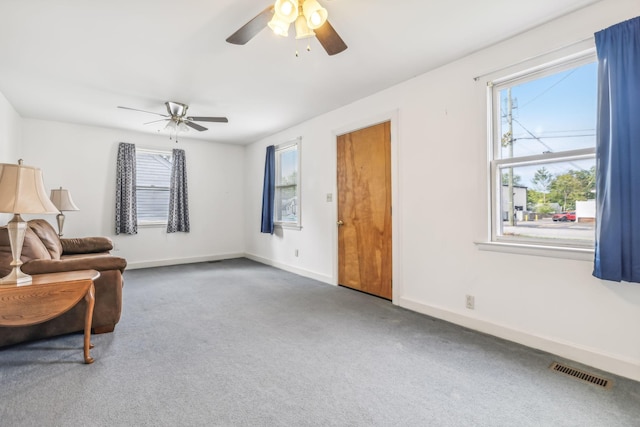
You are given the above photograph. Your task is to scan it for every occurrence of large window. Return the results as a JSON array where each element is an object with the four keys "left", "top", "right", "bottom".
[
  {"left": 136, "top": 149, "right": 172, "bottom": 224},
  {"left": 489, "top": 53, "right": 597, "bottom": 249},
  {"left": 274, "top": 140, "right": 301, "bottom": 228}
]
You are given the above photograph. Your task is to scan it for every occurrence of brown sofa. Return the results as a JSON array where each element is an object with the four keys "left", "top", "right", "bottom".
[{"left": 0, "top": 219, "right": 127, "bottom": 347}]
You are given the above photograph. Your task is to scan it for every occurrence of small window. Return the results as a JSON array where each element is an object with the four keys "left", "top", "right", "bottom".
[
  {"left": 274, "top": 140, "right": 301, "bottom": 228},
  {"left": 489, "top": 54, "right": 596, "bottom": 249},
  {"left": 136, "top": 149, "right": 172, "bottom": 225}
]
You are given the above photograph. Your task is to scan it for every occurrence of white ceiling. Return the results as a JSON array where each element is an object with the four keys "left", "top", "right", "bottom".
[{"left": 0, "top": 0, "right": 599, "bottom": 145}]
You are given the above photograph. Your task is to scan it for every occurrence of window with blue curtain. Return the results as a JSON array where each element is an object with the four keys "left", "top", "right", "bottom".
[
  {"left": 260, "top": 145, "right": 275, "bottom": 234},
  {"left": 593, "top": 16, "right": 640, "bottom": 282}
]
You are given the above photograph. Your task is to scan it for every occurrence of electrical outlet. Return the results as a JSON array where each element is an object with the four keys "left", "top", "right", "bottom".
[
  {"left": 326, "top": 193, "right": 333, "bottom": 202},
  {"left": 295, "top": 249, "right": 299, "bottom": 257},
  {"left": 466, "top": 295, "right": 475, "bottom": 310}
]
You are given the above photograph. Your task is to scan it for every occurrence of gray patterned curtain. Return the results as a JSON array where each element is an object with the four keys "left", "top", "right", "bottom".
[
  {"left": 115, "top": 142, "right": 137, "bottom": 235},
  {"left": 167, "top": 148, "right": 190, "bottom": 233}
]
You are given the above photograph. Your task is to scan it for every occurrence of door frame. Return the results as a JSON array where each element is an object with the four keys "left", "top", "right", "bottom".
[{"left": 331, "top": 110, "right": 401, "bottom": 303}]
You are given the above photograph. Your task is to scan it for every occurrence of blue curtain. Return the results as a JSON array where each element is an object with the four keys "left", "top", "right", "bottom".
[
  {"left": 167, "top": 149, "right": 190, "bottom": 233},
  {"left": 115, "top": 142, "right": 137, "bottom": 235},
  {"left": 260, "top": 145, "right": 275, "bottom": 234},
  {"left": 593, "top": 17, "right": 640, "bottom": 282}
]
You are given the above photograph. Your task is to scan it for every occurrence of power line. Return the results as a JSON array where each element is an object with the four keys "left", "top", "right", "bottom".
[
  {"left": 519, "top": 68, "right": 579, "bottom": 109},
  {"left": 512, "top": 117, "right": 554, "bottom": 152}
]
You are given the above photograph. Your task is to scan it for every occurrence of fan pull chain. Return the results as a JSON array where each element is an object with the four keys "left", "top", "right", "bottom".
[{"left": 294, "top": 41, "right": 312, "bottom": 58}]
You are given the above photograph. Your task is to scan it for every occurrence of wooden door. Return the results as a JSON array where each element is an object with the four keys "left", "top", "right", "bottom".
[{"left": 337, "top": 121, "right": 392, "bottom": 300}]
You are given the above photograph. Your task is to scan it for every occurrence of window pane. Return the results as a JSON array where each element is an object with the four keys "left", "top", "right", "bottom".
[
  {"left": 498, "top": 159, "right": 595, "bottom": 245},
  {"left": 278, "top": 148, "right": 298, "bottom": 185},
  {"left": 136, "top": 151, "right": 172, "bottom": 222},
  {"left": 274, "top": 141, "right": 300, "bottom": 226},
  {"left": 137, "top": 188, "right": 170, "bottom": 221},
  {"left": 498, "top": 62, "right": 597, "bottom": 159},
  {"left": 275, "top": 186, "right": 297, "bottom": 222}
]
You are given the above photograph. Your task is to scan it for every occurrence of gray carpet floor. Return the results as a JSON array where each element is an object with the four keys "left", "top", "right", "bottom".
[{"left": 0, "top": 258, "right": 639, "bottom": 426}]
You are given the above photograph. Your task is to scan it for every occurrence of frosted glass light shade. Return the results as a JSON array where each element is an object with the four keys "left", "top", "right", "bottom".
[
  {"left": 303, "top": 0, "right": 327, "bottom": 29},
  {"left": 164, "top": 120, "right": 178, "bottom": 132},
  {"left": 274, "top": 0, "right": 298, "bottom": 23},
  {"left": 268, "top": 14, "right": 290, "bottom": 37},
  {"left": 178, "top": 122, "right": 190, "bottom": 133},
  {"left": 294, "top": 14, "right": 315, "bottom": 39}
]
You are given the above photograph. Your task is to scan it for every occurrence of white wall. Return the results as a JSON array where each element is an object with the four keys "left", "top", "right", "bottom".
[
  {"left": 244, "top": 0, "right": 640, "bottom": 381},
  {"left": 0, "top": 90, "right": 22, "bottom": 223},
  {"left": 21, "top": 119, "right": 245, "bottom": 268},
  {"left": 0, "top": 91, "right": 21, "bottom": 163}
]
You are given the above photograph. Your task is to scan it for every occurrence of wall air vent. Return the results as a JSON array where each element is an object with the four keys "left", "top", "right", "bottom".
[{"left": 549, "top": 362, "right": 613, "bottom": 389}]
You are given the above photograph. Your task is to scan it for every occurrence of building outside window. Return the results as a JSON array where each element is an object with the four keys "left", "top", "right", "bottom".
[
  {"left": 489, "top": 52, "right": 597, "bottom": 249},
  {"left": 274, "top": 140, "right": 301, "bottom": 228},
  {"left": 136, "top": 149, "right": 172, "bottom": 225}
]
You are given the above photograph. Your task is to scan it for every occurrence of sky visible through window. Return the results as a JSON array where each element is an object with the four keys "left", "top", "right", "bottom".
[{"left": 499, "top": 61, "right": 597, "bottom": 186}]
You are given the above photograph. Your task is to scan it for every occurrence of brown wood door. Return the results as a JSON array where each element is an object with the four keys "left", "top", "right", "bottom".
[{"left": 337, "top": 121, "right": 392, "bottom": 300}]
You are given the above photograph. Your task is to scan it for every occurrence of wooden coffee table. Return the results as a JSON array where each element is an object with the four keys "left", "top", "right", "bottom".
[{"left": 0, "top": 269, "right": 100, "bottom": 364}]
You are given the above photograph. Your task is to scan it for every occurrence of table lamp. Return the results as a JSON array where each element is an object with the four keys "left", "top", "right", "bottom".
[
  {"left": 0, "top": 160, "right": 59, "bottom": 285},
  {"left": 50, "top": 187, "right": 80, "bottom": 236}
]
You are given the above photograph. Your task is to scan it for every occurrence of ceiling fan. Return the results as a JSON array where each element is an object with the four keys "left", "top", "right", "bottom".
[
  {"left": 117, "top": 101, "right": 228, "bottom": 135},
  {"left": 226, "top": 0, "right": 347, "bottom": 56}
]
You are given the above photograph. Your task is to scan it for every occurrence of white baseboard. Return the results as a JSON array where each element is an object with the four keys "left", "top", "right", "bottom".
[
  {"left": 126, "top": 253, "right": 245, "bottom": 270},
  {"left": 244, "top": 253, "right": 334, "bottom": 285},
  {"left": 398, "top": 296, "right": 640, "bottom": 382}
]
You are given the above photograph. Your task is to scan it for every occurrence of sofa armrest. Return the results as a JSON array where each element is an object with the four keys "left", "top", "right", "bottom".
[
  {"left": 21, "top": 256, "right": 127, "bottom": 276},
  {"left": 61, "top": 237, "right": 113, "bottom": 255}
]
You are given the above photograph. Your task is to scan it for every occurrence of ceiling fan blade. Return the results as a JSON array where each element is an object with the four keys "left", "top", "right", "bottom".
[
  {"left": 186, "top": 116, "right": 229, "bottom": 123},
  {"left": 315, "top": 20, "right": 348, "bottom": 56},
  {"left": 143, "top": 119, "right": 169, "bottom": 125},
  {"left": 226, "top": 5, "right": 274, "bottom": 45},
  {"left": 117, "top": 106, "right": 168, "bottom": 118},
  {"left": 184, "top": 121, "right": 208, "bottom": 132}
]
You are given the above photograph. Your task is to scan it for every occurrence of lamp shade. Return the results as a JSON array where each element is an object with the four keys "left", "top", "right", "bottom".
[
  {"left": 50, "top": 187, "right": 80, "bottom": 211},
  {"left": 0, "top": 162, "right": 58, "bottom": 214}
]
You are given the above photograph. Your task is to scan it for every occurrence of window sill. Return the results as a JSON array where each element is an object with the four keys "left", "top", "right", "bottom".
[
  {"left": 475, "top": 241, "right": 594, "bottom": 261},
  {"left": 275, "top": 223, "right": 302, "bottom": 231},
  {"left": 138, "top": 221, "right": 167, "bottom": 228}
]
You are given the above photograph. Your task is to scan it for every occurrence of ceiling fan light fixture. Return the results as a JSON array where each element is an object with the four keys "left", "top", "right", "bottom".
[
  {"left": 302, "top": 0, "right": 327, "bottom": 30},
  {"left": 178, "top": 121, "right": 189, "bottom": 133},
  {"left": 274, "top": 0, "right": 298, "bottom": 23},
  {"left": 268, "top": 14, "right": 290, "bottom": 37},
  {"left": 294, "top": 14, "right": 315, "bottom": 39},
  {"left": 164, "top": 120, "right": 177, "bottom": 132}
]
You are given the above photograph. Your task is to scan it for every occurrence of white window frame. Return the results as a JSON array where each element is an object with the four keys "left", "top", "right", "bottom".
[
  {"left": 485, "top": 50, "right": 597, "bottom": 256},
  {"left": 136, "top": 148, "right": 172, "bottom": 227},
  {"left": 274, "top": 138, "right": 302, "bottom": 230}
]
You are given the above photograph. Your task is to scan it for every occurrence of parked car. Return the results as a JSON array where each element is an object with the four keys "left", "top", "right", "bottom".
[{"left": 552, "top": 211, "right": 576, "bottom": 222}]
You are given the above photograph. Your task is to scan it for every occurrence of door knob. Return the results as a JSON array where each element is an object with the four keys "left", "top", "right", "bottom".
[{"left": 337, "top": 220, "right": 344, "bottom": 226}]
